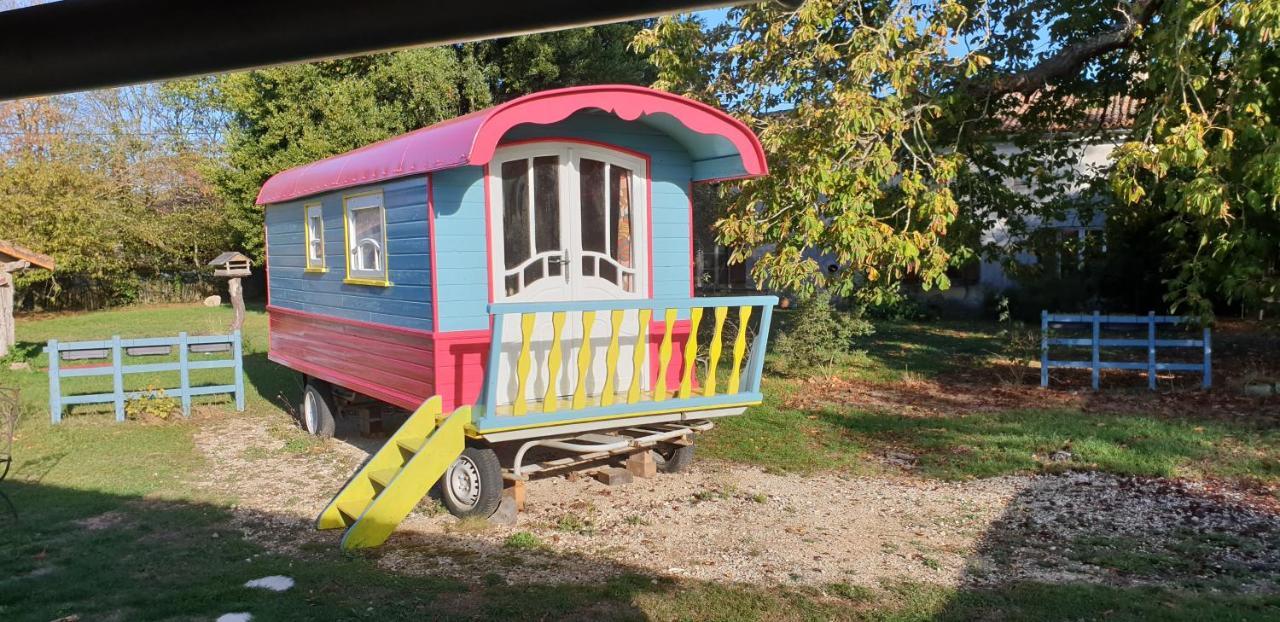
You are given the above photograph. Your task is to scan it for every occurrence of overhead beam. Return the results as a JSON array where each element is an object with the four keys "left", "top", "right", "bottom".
[{"left": 0, "top": 0, "right": 735, "bottom": 100}]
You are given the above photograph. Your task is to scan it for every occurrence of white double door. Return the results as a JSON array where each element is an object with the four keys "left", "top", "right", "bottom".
[{"left": 488, "top": 142, "right": 649, "bottom": 406}]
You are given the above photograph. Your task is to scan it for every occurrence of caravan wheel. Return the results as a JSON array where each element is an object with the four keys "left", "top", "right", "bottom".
[
  {"left": 439, "top": 446, "right": 503, "bottom": 518},
  {"left": 301, "top": 380, "right": 336, "bottom": 438}
]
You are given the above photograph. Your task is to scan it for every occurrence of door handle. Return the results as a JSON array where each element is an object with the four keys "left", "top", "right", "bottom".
[{"left": 548, "top": 250, "right": 570, "bottom": 266}]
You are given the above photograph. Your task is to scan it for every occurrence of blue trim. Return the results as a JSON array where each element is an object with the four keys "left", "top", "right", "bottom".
[
  {"left": 1040, "top": 309, "right": 1211, "bottom": 391},
  {"left": 476, "top": 393, "right": 764, "bottom": 433},
  {"left": 488, "top": 295, "right": 779, "bottom": 315},
  {"left": 45, "top": 332, "right": 245, "bottom": 424}
]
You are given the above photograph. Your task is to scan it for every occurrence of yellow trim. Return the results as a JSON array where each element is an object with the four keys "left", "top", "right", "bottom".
[
  {"left": 654, "top": 308, "right": 677, "bottom": 401},
  {"left": 571, "top": 310, "right": 596, "bottom": 409},
  {"left": 341, "top": 189, "right": 389, "bottom": 285},
  {"left": 600, "top": 309, "right": 624, "bottom": 407},
  {"left": 304, "top": 267, "right": 329, "bottom": 274},
  {"left": 303, "top": 202, "right": 326, "bottom": 271},
  {"left": 679, "top": 307, "right": 703, "bottom": 399},
  {"left": 543, "top": 311, "right": 566, "bottom": 413},
  {"left": 342, "top": 277, "right": 393, "bottom": 287},
  {"left": 704, "top": 306, "right": 728, "bottom": 397},
  {"left": 627, "top": 308, "right": 652, "bottom": 404},
  {"left": 728, "top": 305, "right": 753, "bottom": 394},
  {"left": 513, "top": 313, "right": 535, "bottom": 416},
  {"left": 474, "top": 400, "right": 761, "bottom": 434}
]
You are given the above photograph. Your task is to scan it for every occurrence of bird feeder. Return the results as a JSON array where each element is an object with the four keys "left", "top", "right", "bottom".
[
  {"left": 208, "top": 252, "right": 253, "bottom": 331},
  {"left": 0, "top": 240, "right": 55, "bottom": 358}
]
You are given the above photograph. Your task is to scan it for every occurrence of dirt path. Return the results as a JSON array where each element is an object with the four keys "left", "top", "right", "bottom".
[{"left": 192, "top": 414, "right": 1280, "bottom": 592}]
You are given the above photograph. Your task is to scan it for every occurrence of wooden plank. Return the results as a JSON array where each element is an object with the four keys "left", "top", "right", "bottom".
[
  {"left": 678, "top": 307, "right": 703, "bottom": 399},
  {"left": 600, "top": 310, "right": 623, "bottom": 407},
  {"left": 703, "top": 306, "right": 727, "bottom": 397},
  {"left": 571, "top": 311, "right": 596, "bottom": 409},
  {"left": 728, "top": 306, "right": 752, "bottom": 394},
  {"left": 654, "top": 308, "right": 677, "bottom": 401},
  {"left": 542, "top": 311, "right": 566, "bottom": 413}
]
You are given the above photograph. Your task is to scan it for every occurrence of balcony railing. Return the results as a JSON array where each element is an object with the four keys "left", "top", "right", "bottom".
[{"left": 476, "top": 295, "right": 778, "bottom": 432}]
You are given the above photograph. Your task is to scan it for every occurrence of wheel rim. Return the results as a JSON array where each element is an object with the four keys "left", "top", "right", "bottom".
[
  {"left": 303, "top": 390, "right": 319, "bottom": 434},
  {"left": 444, "top": 455, "right": 482, "bottom": 510}
]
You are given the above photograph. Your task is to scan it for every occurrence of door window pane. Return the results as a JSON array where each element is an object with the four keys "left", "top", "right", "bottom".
[
  {"left": 501, "top": 159, "right": 530, "bottom": 271},
  {"left": 533, "top": 156, "right": 560, "bottom": 254},
  {"left": 579, "top": 158, "right": 606, "bottom": 254},
  {"left": 609, "top": 164, "right": 635, "bottom": 291}
]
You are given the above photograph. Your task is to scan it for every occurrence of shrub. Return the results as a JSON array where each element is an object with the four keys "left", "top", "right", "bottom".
[
  {"left": 124, "top": 386, "right": 181, "bottom": 422},
  {"left": 503, "top": 531, "right": 545, "bottom": 550},
  {"left": 768, "top": 292, "right": 874, "bottom": 374}
]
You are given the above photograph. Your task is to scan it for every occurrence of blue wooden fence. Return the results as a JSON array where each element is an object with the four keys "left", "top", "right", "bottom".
[
  {"left": 1040, "top": 311, "right": 1211, "bottom": 391},
  {"left": 46, "top": 331, "right": 244, "bottom": 423}
]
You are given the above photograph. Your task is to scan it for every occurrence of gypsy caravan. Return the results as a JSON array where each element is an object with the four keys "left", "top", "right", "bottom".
[{"left": 258, "top": 85, "right": 777, "bottom": 548}]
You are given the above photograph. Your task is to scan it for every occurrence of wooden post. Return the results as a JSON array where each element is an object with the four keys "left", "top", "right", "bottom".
[
  {"left": 47, "top": 339, "right": 61, "bottom": 424},
  {"left": 0, "top": 260, "right": 29, "bottom": 358},
  {"left": 178, "top": 332, "right": 191, "bottom": 417},
  {"left": 1202, "top": 326, "right": 1212, "bottom": 389},
  {"left": 228, "top": 277, "right": 245, "bottom": 332},
  {"left": 111, "top": 335, "right": 125, "bottom": 422},
  {"left": 1091, "top": 311, "right": 1101, "bottom": 391},
  {"left": 1040, "top": 310, "right": 1049, "bottom": 388},
  {"left": 1147, "top": 312, "right": 1157, "bottom": 391}
]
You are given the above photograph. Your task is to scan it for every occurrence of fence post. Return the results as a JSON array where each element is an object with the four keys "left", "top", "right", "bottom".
[
  {"left": 747, "top": 302, "right": 773, "bottom": 393},
  {"left": 47, "top": 339, "right": 61, "bottom": 424},
  {"left": 1203, "top": 326, "right": 1212, "bottom": 389},
  {"left": 1040, "top": 310, "right": 1049, "bottom": 388},
  {"left": 178, "top": 332, "right": 191, "bottom": 417},
  {"left": 481, "top": 317, "right": 505, "bottom": 422},
  {"left": 232, "top": 330, "right": 245, "bottom": 411},
  {"left": 1091, "top": 311, "right": 1101, "bottom": 391},
  {"left": 111, "top": 335, "right": 125, "bottom": 421},
  {"left": 1147, "top": 311, "right": 1156, "bottom": 391}
]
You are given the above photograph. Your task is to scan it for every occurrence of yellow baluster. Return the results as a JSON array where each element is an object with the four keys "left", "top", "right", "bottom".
[
  {"left": 727, "top": 306, "right": 753, "bottom": 394},
  {"left": 571, "top": 311, "right": 596, "bottom": 409},
  {"left": 679, "top": 307, "right": 703, "bottom": 399},
  {"left": 627, "top": 309, "right": 652, "bottom": 404},
  {"left": 601, "top": 310, "right": 624, "bottom": 406},
  {"left": 542, "top": 311, "right": 566, "bottom": 413},
  {"left": 703, "top": 306, "right": 728, "bottom": 397},
  {"left": 513, "top": 313, "right": 536, "bottom": 416},
  {"left": 655, "top": 308, "right": 677, "bottom": 401}
]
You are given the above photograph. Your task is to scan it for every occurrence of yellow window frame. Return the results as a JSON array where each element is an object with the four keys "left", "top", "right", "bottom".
[
  {"left": 303, "top": 202, "right": 327, "bottom": 273},
  {"left": 342, "top": 190, "right": 392, "bottom": 287}
]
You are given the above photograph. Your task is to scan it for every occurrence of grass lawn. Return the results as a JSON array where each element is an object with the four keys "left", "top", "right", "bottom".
[{"left": 1, "top": 304, "right": 1277, "bottom": 620}]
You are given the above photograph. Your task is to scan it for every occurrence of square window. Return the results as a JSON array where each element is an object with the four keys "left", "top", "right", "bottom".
[
  {"left": 305, "top": 204, "right": 325, "bottom": 271},
  {"left": 344, "top": 192, "right": 387, "bottom": 284}
]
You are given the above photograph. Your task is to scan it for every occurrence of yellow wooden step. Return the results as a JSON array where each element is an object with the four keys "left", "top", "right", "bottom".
[
  {"left": 336, "top": 499, "right": 370, "bottom": 522},
  {"left": 396, "top": 436, "right": 426, "bottom": 453},
  {"left": 368, "top": 468, "right": 399, "bottom": 488}
]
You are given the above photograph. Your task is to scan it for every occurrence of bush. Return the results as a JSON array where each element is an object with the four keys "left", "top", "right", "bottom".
[
  {"left": 124, "top": 386, "right": 181, "bottom": 422},
  {"left": 768, "top": 293, "right": 874, "bottom": 374}
]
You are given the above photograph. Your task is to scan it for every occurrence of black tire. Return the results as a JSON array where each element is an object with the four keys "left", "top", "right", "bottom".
[
  {"left": 437, "top": 445, "right": 503, "bottom": 518},
  {"left": 301, "top": 379, "right": 336, "bottom": 438},
  {"left": 653, "top": 442, "right": 695, "bottom": 474}
]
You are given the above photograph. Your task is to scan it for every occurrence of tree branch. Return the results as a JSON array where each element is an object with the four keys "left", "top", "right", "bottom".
[{"left": 980, "top": 0, "right": 1163, "bottom": 96}]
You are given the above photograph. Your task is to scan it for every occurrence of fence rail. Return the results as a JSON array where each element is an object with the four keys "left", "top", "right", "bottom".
[
  {"left": 46, "top": 331, "right": 245, "bottom": 423},
  {"left": 1040, "top": 311, "right": 1210, "bottom": 391},
  {"left": 478, "top": 296, "right": 777, "bottom": 432}
]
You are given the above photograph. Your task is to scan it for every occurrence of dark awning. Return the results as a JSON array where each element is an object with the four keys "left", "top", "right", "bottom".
[{"left": 0, "top": 0, "right": 737, "bottom": 101}]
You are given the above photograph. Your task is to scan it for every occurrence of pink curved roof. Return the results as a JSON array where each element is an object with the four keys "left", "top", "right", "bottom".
[{"left": 257, "top": 84, "right": 768, "bottom": 205}]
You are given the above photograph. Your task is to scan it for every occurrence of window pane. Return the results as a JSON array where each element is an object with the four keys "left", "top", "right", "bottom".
[
  {"left": 350, "top": 206, "right": 383, "bottom": 272},
  {"left": 579, "top": 158, "right": 606, "bottom": 254},
  {"left": 609, "top": 164, "right": 634, "bottom": 269},
  {"left": 501, "top": 159, "right": 530, "bottom": 270},
  {"left": 599, "top": 262, "right": 617, "bottom": 285},
  {"left": 308, "top": 214, "right": 323, "bottom": 262},
  {"left": 533, "top": 156, "right": 560, "bottom": 254}
]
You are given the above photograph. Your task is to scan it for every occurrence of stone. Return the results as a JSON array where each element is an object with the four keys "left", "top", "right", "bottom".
[
  {"left": 8, "top": 361, "right": 29, "bottom": 371},
  {"left": 1049, "top": 450, "right": 1073, "bottom": 463},
  {"left": 488, "top": 495, "right": 519, "bottom": 527},
  {"left": 203, "top": 295, "right": 222, "bottom": 307},
  {"left": 593, "top": 467, "right": 634, "bottom": 486},
  {"left": 626, "top": 450, "right": 657, "bottom": 479},
  {"left": 244, "top": 575, "right": 294, "bottom": 592}
]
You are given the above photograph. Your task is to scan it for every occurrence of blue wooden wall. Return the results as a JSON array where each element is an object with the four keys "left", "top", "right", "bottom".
[
  {"left": 265, "top": 176, "right": 434, "bottom": 331},
  {"left": 432, "top": 111, "right": 696, "bottom": 332}
]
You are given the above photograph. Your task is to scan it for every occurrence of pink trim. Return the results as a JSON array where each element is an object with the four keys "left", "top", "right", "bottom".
[
  {"left": 256, "top": 85, "right": 767, "bottom": 205},
  {"left": 271, "top": 352, "right": 423, "bottom": 411},
  {"left": 266, "top": 304, "right": 435, "bottom": 339},
  {"left": 427, "top": 173, "right": 441, "bottom": 332},
  {"left": 687, "top": 181, "right": 695, "bottom": 298},
  {"left": 483, "top": 163, "right": 494, "bottom": 305},
  {"left": 263, "top": 219, "right": 271, "bottom": 306}
]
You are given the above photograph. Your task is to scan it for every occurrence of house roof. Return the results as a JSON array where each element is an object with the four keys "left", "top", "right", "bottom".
[
  {"left": 256, "top": 84, "right": 769, "bottom": 205},
  {"left": 0, "top": 240, "right": 55, "bottom": 271},
  {"left": 998, "top": 93, "right": 1140, "bottom": 133}
]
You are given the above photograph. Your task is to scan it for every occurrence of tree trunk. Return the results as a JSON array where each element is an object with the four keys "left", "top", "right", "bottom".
[
  {"left": 228, "top": 277, "right": 245, "bottom": 332},
  {"left": 0, "top": 277, "right": 12, "bottom": 359}
]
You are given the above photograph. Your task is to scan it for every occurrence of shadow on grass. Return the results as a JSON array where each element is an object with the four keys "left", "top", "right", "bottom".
[
  {"left": 3, "top": 475, "right": 1278, "bottom": 621},
  {"left": 241, "top": 351, "right": 302, "bottom": 414}
]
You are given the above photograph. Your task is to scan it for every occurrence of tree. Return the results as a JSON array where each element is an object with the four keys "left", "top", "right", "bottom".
[
  {"left": 468, "top": 22, "right": 656, "bottom": 101},
  {"left": 637, "top": 1, "right": 1280, "bottom": 317},
  {"left": 201, "top": 49, "right": 492, "bottom": 260}
]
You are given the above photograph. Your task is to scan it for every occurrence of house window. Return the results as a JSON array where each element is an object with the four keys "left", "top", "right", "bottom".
[
  {"left": 304, "top": 203, "right": 325, "bottom": 272},
  {"left": 343, "top": 191, "right": 388, "bottom": 285}
]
